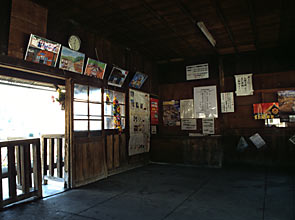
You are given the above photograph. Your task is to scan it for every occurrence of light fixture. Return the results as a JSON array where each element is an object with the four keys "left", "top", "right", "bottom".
[{"left": 197, "top": 21, "right": 216, "bottom": 47}]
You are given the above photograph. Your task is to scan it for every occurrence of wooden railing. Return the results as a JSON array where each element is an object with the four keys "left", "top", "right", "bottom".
[
  {"left": 41, "top": 134, "right": 65, "bottom": 182},
  {"left": 0, "top": 138, "right": 42, "bottom": 209}
]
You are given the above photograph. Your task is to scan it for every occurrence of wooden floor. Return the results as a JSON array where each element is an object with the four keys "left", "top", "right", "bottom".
[{"left": 0, "top": 164, "right": 294, "bottom": 220}]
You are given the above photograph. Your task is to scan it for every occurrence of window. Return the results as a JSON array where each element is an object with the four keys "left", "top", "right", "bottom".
[
  {"left": 73, "top": 84, "right": 102, "bottom": 131},
  {"left": 104, "top": 89, "right": 126, "bottom": 130}
]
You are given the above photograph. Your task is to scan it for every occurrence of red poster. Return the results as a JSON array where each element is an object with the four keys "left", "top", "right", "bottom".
[
  {"left": 150, "top": 98, "right": 159, "bottom": 124},
  {"left": 253, "top": 102, "right": 279, "bottom": 120}
]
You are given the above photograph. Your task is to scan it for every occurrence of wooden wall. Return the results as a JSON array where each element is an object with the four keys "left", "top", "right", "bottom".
[
  {"left": 0, "top": 0, "right": 11, "bottom": 55},
  {"left": 8, "top": 0, "right": 47, "bottom": 59},
  {"left": 155, "top": 68, "right": 295, "bottom": 168}
]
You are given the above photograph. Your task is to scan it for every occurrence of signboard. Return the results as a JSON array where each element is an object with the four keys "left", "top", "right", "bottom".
[
  {"left": 220, "top": 92, "right": 234, "bottom": 113},
  {"left": 150, "top": 98, "right": 159, "bottom": 125},
  {"left": 234, "top": 74, "right": 254, "bottom": 96},
  {"left": 186, "top": 63, "right": 209, "bottom": 80},
  {"left": 194, "top": 85, "right": 218, "bottom": 118},
  {"left": 253, "top": 102, "right": 279, "bottom": 120},
  {"left": 202, "top": 118, "right": 215, "bottom": 135}
]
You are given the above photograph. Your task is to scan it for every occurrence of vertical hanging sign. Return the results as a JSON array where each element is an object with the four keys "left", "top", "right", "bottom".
[{"left": 150, "top": 98, "right": 159, "bottom": 125}]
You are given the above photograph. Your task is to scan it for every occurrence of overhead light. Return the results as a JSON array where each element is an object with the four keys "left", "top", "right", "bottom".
[{"left": 197, "top": 21, "right": 216, "bottom": 47}]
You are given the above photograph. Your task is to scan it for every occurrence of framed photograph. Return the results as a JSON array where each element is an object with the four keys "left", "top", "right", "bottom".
[
  {"left": 129, "top": 72, "right": 148, "bottom": 89},
  {"left": 84, "top": 58, "right": 107, "bottom": 79},
  {"left": 24, "top": 34, "right": 61, "bottom": 67},
  {"left": 59, "top": 46, "right": 85, "bottom": 74},
  {"left": 108, "top": 67, "right": 128, "bottom": 87}
]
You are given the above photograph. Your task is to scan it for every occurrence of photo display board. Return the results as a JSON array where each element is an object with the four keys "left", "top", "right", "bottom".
[
  {"left": 129, "top": 89, "right": 150, "bottom": 156},
  {"left": 194, "top": 85, "right": 218, "bottom": 118}
]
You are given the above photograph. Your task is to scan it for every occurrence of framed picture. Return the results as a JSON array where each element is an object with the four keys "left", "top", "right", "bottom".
[
  {"left": 84, "top": 58, "right": 107, "bottom": 79},
  {"left": 129, "top": 72, "right": 148, "bottom": 89},
  {"left": 59, "top": 46, "right": 85, "bottom": 74},
  {"left": 24, "top": 34, "right": 61, "bottom": 67},
  {"left": 108, "top": 67, "right": 128, "bottom": 87}
]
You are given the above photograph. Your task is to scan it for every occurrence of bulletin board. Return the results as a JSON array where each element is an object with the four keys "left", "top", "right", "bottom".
[{"left": 129, "top": 89, "right": 150, "bottom": 156}]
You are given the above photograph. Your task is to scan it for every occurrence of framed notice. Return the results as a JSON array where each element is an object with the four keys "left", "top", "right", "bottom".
[
  {"left": 194, "top": 85, "right": 218, "bottom": 118},
  {"left": 186, "top": 63, "right": 209, "bottom": 80},
  {"left": 25, "top": 34, "right": 61, "bottom": 67},
  {"left": 202, "top": 118, "right": 215, "bottom": 135},
  {"left": 180, "top": 99, "right": 195, "bottom": 119},
  {"left": 181, "top": 119, "right": 197, "bottom": 130},
  {"left": 221, "top": 92, "right": 234, "bottom": 113},
  {"left": 234, "top": 74, "right": 254, "bottom": 96}
]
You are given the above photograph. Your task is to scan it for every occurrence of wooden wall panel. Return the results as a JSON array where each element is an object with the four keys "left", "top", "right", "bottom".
[
  {"left": 113, "top": 135, "right": 120, "bottom": 168},
  {"left": 106, "top": 135, "right": 113, "bottom": 171},
  {"left": 73, "top": 137, "right": 107, "bottom": 187},
  {"left": 120, "top": 134, "right": 127, "bottom": 165},
  {"left": 8, "top": 0, "right": 47, "bottom": 59}
]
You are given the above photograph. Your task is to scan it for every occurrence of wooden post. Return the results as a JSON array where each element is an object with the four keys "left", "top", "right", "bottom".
[
  {"left": 33, "top": 141, "right": 42, "bottom": 198},
  {"left": 16, "top": 146, "right": 22, "bottom": 186},
  {"left": 20, "top": 144, "right": 30, "bottom": 193},
  {"left": 42, "top": 137, "right": 48, "bottom": 177},
  {"left": 8, "top": 145, "right": 16, "bottom": 199},
  {"left": 57, "top": 138, "right": 63, "bottom": 178},
  {"left": 49, "top": 138, "right": 55, "bottom": 177}
]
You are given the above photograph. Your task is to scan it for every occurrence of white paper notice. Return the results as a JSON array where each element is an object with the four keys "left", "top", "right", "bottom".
[
  {"left": 181, "top": 119, "right": 197, "bottom": 130},
  {"left": 194, "top": 85, "right": 218, "bottom": 118},
  {"left": 234, "top": 74, "right": 254, "bottom": 96},
  {"left": 186, "top": 63, "right": 209, "bottom": 80},
  {"left": 180, "top": 99, "right": 195, "bottom": 119},
  {"left": 249, "top": 133, "right": 266, "bottom": 149},
  {"left": 221, "top": 92, "right": 234, "bottom": 113},
  {"left": 202, "top": 118, "right": 214, "bottom": 135}
]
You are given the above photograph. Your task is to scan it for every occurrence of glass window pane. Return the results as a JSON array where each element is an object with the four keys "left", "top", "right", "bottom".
[
  {"left": 104, "top": 103, "right": 113, "bottom": 116},
  {"left": 74, "top": 120, "right": 88, "bottom": 131},
  {"left": 121, "top": 117, "right": 125, "bottom": 129},
  {"left": 114, "top": 91, "right": 125, "bottom": 104},
  {"left": 90, "top": 121, "right": 102, "bottom": 131},
  {"left": 89, "top": 103, "right": 101, "bottom": 116},
  {"left": 104, "top": 89, "right": 113, "bottom": 103},
  {"left": 74, "top": 102, "right": 88, "bottom": 115},
  {"left": 89, "top": 87, "right": 101, "bottom": 102},
  {"left": 74, "top": 84, "right": 88, "bottom": 100},
  {"left": 120, "top": 105, "right": 125, "bottom": 117},
  {"left": 104, "top": 116, "right": 114, "bottom": 129}
]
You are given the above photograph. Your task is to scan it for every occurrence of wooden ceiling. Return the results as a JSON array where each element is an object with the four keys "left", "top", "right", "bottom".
[{"left": 34, "top": 0, "right": 294, "bottom": 61}]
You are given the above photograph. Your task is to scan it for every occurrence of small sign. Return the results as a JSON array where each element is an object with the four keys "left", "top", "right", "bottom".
[
  {"left": 249, "top": 133, "right": 266, "bottom": 149},
  {"left": 234, "top": 74, "right": 254, "bottom": 96},
  {"left": 186, "top": 63, "right": 209, "bottom": 80},
  {"left": 181, "top": 119, "right": 197, "bottom": 130},
  {"left": 221, "top": 92, "right": 234, "bottom": 113},
  {"left": 151, "top": 125, "right": 157, "bottom": 134},
  {"left": 202, "top": 118, "right": 214, "bottom": 135}
]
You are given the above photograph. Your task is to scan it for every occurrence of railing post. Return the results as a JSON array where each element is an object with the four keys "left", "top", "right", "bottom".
[
  {"left": 49, "top": 138, "right": 55, "bottom": 177},
  {"left": 8, "top": 145, "right": 17, "bottom": 199},
  {"left": 33, "top": 141, "right": 42, "bottom": 198},
  {"left": 0, "top": 147, "right": 3, "bottom": 209},
  {"left": 57, "top": 138, "right": 63, "bottom": 178},
  {"left": 42, "top": 138, "right": 48, "bottom": 177},
  {"left": 16, "top": 146, "right": 22, "bottom": 186},
  {"left": 20, "top": 144, "right": 31, "bottom": 194}
]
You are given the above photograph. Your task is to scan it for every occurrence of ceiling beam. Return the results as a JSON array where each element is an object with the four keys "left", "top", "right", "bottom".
[
  {"left": 245, "top": 0, "right": 258, "bottom": 50},
  {"left": 211, "top": 0, "right": 239, "bottom": 54}
]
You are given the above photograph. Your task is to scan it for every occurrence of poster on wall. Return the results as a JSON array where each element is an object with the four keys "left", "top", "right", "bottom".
[
  {"left": 150, "top": 98, "right": 159, "bottom": 125},
  {"left": 202, "top": 118, "right": 215, "bottom": 135},
  {"left": 24, "top": 34, "right": 61, "bottom": 67},
  {"left": 163, "top": 100, "right": 180, "bottom": 126},
  {"left": 59, "top": 46, "right": 85, "bottom": 74},
  {"left": 84, "top": 58, "right": 107, "bottom": 79},
  {"left": 253, "top": 102, "right": 279, "bottom": 120},
  {"left": 181, "top": 119, "right": 197, "bottom": 130},
  {"left": 180, "top": 99, "right": 195, "bottom": 118},
  {"left": 220, "top": 92, "right": 234, "bottom": 113},
  {"left": 234, "top": 74, "right": 254, "bottom": 96},
  {"left": 129, "top": 72, "right": 148, "bottom": 89},
  {"left": 194, "top": 85, "right": 218, "bottom": 118},
  {"left": 108, "top": 67, "right": 129, "bottom": 87},
  {"left": 278, "top": 90, "right": 295, "bottom": 122},
  {"left": 186, "top": 63, "right": 209, "bottom": 80},
  {"left": 129, "top": 89, "right": 150, "bottom": 156}
]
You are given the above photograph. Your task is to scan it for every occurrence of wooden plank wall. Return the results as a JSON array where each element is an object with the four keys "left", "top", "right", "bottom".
[
  {"left": 8, "top": 0, "right": 47, "bottom": 59},
  {"left": 157, "top": 70, "right": 295, "bottom": 168}
]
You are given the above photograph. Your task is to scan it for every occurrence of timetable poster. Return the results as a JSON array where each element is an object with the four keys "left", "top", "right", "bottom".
[
  {"left": 186, "top": 63, "right": 209, "bottom": 80},
  {"left": 194, "top": 85, "right": 218, "bottom": 118}
]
